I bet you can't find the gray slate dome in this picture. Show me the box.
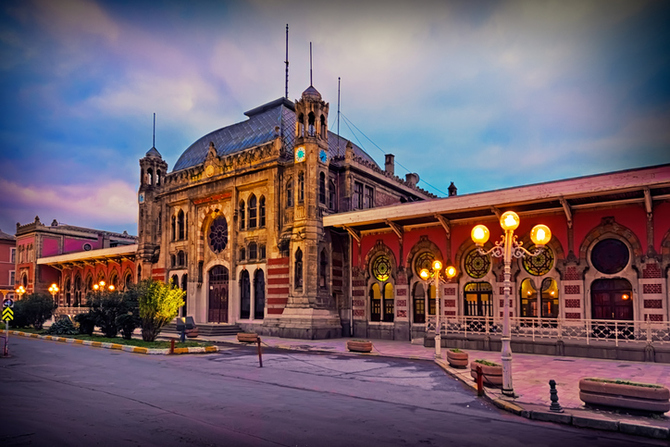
[145,147,162,158]
[302,85,322,100]
[173,97,379,172]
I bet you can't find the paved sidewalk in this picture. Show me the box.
[186,332,670,439]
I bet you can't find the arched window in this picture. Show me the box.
[156,169,161,186]
[109,272,118,289]
[124,272,132,289]
[287,179,293,207]
[177,210,185,240]
[65,277,71,307]
[308,112,315,136]
[171,216,176,241]
[294,248,303,290]
[239,200,245,230]
[297,113,304,137]
[171,254,176,268]
[259,244,266,260]
[140,169,145,186]
[177,250,185,267]
[520,278,559,318]
[208,216,228,253]
[412,282,425,323]
[157,211,162,233]
[298,172,304,203]
[171,274,179,287]
[328,180,336,211]
[370,254,394,322]
[248,194,257,229]
[319,249,328,289]
[239,247,246,261]
[254,269,265,320]
[185,213,188,240]
[319,173,326,204]
[248,242,257,260]
[240,269,250,319]
[384,283,394,322]
[259,196,266,227]
[137,265,142,281]
[74,275,82,307]
[465,250,491,279]
[370,283,381,321]
[147,168,154,185]
[320,114,326,137]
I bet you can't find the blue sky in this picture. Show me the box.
[1,0,669,236]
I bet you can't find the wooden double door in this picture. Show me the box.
[209,266,229,323]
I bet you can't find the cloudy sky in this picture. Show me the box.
[1,0,669,236]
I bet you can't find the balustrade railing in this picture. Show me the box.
[433,316,670,347]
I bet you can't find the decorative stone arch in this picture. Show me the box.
[405,235,444,280]
[660,227,670,276]
[579,217,643,264]
[516,233,565,281]
[108,268,119,289]
[454,238,496,280]
[197,204,228,274]
[363,240,398,283]
[122,268,134,290]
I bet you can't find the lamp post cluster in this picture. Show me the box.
[93,280,114,292]
[471,211,552,397]
[419,260,457,358]
[48,283,59,306]
[15,285,25,300]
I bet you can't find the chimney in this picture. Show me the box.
[448,182,458,197]
[405,173,419,187]
[384,154,395,175]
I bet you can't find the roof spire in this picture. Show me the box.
[309,42,313,86]
[285,24,289,99]
[152,113,156,148]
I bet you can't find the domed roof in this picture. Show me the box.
[302,85,322,100]
[172,96,380,172]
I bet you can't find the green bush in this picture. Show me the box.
[88,290,129,338]
[12,293,56,329]
[45,316,78,335]
[474,359,501,367]
[139,279,185,341]
[116,313,139,340]
[74,312,96,335]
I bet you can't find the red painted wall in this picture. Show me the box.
[573,204,647,252]
[42,237,59,257]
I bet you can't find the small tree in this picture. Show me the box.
[115,281,144,339]
[88,290,128,338]
[139,279,185,341]
[13,293,56,329]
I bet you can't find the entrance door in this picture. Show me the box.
[591,278,633,339]
[209,266,229,323]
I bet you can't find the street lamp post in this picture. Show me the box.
[15,286,26,301]
[48,283,59,307]
[471,211,551,397]
[420,260,458,358]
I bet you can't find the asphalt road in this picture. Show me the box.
[0,337,664,447]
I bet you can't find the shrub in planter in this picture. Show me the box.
[45,317,78,336]
[470,359,503,386]
[74,313,96,335]
[446,348,469,368]
[579,378,670,413]
[12,293,56,329]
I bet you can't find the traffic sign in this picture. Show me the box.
[2,307,13,321]
[3,298,13,308]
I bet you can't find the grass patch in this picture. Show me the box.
[449,348,463,353]
[11,327,210,349]
[585,378,664,389]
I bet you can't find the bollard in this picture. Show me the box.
[180,328,186,343]
[476,365,484,397]
[170,338,175,355]
[257,336,263,368]
[549,379,563,412]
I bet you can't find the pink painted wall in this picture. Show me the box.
[654,201,670,252]
[42,237,59,257]
[63,237,100,253]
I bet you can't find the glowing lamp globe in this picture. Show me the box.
[471,225,490,245]
[530,224,552,246]
[109,285,115,291]
[500,211,520,231]
[445,265,457,279]
[432,259,443,271]
[419,269,430,281]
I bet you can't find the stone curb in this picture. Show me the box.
[433,358,669,440]
[9,330,219,356]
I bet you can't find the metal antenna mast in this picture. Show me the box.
[152,113,156,148]
[285,24,289,99]
[309,42,313,86]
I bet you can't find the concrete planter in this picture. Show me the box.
[347,340,373,353]
[237,332,259,343]
[579,378,670,413]
[470,361,503,387]
[446,350,469,368]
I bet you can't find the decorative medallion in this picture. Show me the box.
[464,249,490,279]
[295,146,306,163]
[138,193,144,204]
[208,216,228,253]
[414,251,435,277]
[205,165,215,178]
[523,246,554,276]
[372,255,392,282]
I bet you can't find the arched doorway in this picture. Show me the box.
[209,266,229,323]
[591,279,633,321]
[240,270,250,319]
[254,269,265,320]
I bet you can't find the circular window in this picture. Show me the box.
[414,251,435,277]
[591,238,629,274]
[523,246,554,276]
[208,216,228,253]
[83,243,92,251]
[465,249,490,279]
[372,255,392,282]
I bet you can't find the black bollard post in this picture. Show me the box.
[257,336,263,368]
[476,365,484,397]
[549,379,563,412]
[180,328,186,343]
[170,338,175,355]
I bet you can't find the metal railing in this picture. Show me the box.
[436,316,670,347]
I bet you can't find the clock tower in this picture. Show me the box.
[138,146,167,279]
[277,84,341,338]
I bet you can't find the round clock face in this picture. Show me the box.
[319,149,328,163]
[138,193,144,204]
[295,146,306,163]
[205,165,214,177]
